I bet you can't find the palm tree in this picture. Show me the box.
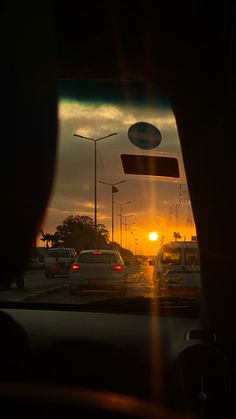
[40,230,53,248]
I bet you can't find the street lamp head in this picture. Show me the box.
[98,179,127,187]
[73,133,94,141]
[114,180,127,186]
[74,132,118,142]
[99,132,117,138]
[114,201,131,206]
[98,180,109,185]
[95,132,118,141]
[124,214,134,220]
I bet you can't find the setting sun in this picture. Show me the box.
[148,231,159,241]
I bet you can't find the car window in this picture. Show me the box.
[184,247,200,265]
[160,246,181,265]
[1,79,200,308]
[78,252,118,264]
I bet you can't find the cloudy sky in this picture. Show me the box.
[38,80,195,254]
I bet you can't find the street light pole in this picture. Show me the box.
[123,214,134,249]
[73,132,118,241]
[94,140,97,230]
[127,222,135,251]
[114,201,131,247]
[98,180,127,242]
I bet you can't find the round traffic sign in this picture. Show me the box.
[128,122,162,150]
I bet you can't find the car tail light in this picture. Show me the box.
[113,264,123,271]
[71,263,80,271]
[93,251,103,255]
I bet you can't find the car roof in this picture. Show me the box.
[158,241,199,252]
[79,249,120,254]
[47,248,75,251]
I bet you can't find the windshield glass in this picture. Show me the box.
[0,79,200,312]
[160,246,181,265]
[184,247,200,265]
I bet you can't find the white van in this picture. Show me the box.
[152,240,201,296]
[44,248,77,278]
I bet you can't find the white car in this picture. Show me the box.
[69,249,127,296]
[152,240,201,296]
[44,247,77,278]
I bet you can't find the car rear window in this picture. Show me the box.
[47,251,71,258]
[160,247,181,265]
[184,247,200,265]
[78,252,118,264]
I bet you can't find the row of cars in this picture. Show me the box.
[44,248,128,296]
[42,240,201,297]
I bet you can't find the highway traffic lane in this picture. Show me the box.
[22,279,155,304]
[0,266,154,303]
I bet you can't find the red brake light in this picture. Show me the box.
[93,251,103,255]
[71,264,80,271]
[113,264,123,271]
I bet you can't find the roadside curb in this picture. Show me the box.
[21,285,68,302]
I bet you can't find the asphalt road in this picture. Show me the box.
[0,262,154,303]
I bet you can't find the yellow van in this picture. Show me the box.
[44,248,77,278]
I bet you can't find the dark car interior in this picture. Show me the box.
[1,1,235,418]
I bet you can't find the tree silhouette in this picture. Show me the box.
[54,215,109,252]
[40,230,62,248]
[107,241,133,259]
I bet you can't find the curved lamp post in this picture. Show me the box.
[99,180,127,242]
[123,214,134,249]
[114,201,131,247]
[73,132,118,240]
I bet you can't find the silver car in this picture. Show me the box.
[69,249,127,295]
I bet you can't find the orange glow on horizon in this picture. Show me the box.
[37,220,196,257]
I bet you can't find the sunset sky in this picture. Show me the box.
[38,80,196,254]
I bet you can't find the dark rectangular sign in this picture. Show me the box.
[120,154,180,178]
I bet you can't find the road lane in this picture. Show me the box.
[0,270,69,302]
[0,263,154,303]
